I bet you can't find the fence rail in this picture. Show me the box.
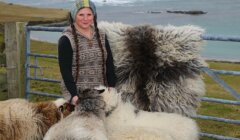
[25,25,240,140]
[201,34,240,42]
[201,97,240,105]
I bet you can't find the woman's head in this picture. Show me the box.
[75,8,94,30]
[71,0,97,22]
[69,0,106,85]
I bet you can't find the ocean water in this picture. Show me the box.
[2,0,240,61]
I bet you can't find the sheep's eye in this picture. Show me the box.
[97,89,105,94]
[58,105,64,112]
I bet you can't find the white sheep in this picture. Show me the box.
[101,87,199,140]
[0,98,73,140]
[44,88,108,140]
[107,125,176,140]
[44,86,199,140]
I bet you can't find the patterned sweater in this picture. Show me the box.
[58,26,116,100]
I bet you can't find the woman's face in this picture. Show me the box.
[75,7,94,30]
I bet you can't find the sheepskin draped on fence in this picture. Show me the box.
[23,22,240,140]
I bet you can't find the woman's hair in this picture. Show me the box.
[69,13,80,83]
[69,12,107,85]
[93,14,107,85]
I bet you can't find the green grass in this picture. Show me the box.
[0,0,68,99]
[0,32,3,43]
[0,1,68,23]
[197,62,240,140]
[28,40,61,102]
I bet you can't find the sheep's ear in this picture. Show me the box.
[59,103,75,113]
[97,89,105,94]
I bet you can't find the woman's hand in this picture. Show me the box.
[71,95,79,105]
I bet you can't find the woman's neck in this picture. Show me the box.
[74,23,93,39]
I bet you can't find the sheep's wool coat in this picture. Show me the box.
[99,21,207,116]
[44,88,108,140]
[100,86,199,140]
[0,98,70,140]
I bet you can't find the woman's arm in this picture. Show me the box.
[105,35,117,87]
[58,36,78,98]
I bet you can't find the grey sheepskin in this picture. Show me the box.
[99,21,207,116]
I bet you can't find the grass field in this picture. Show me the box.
[0,2,68,23]
[197,62,240,139]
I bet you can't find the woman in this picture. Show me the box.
[58,0,116,105]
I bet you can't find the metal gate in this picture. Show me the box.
[25,25,240,140]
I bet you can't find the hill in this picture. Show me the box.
[0,2,69,23]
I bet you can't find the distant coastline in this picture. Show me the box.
[166,10,207,15]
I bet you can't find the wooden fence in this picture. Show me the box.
[4,22,26,98]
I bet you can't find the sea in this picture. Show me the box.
[2,0,240,61]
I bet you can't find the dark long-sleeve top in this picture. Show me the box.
[58,35,116,97]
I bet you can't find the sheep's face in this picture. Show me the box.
[76,87,120,115]
[54,98,75,118]
[76,88,106,112]
[94,86,120,114]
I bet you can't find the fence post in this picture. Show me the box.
[4,22,26,98]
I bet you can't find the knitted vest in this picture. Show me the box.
[61,26,107,100]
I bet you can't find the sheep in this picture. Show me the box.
[45,86,199,140]
[100,86,199,140]
[99,21,207,116]
[44,88,108,140]
[107,125,175,140]
[0,98,74,140]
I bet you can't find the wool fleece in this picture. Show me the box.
[99,21,207,116]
